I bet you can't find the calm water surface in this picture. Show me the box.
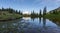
[0,17,60,33]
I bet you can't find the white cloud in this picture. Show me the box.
[23,11,31,14]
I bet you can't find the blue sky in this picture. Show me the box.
[0,0,60,13]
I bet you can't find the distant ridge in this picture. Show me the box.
[49,7,60,14]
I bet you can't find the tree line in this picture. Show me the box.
[0,7,47,17]
[31,6,47,17]
[0,7,22,15]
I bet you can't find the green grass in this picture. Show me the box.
[45,13,60,22]
[0,11,22,21]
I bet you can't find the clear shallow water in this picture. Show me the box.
[0,17,60,33]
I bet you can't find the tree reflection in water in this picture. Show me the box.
[0,17,60,33]
[39,17,41,24]
[43,17,46,28]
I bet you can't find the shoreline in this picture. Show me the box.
[0,17,22,22]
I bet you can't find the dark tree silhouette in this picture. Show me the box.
[31,10,35,17]
[0,7,23,15]
[39,9,42,17]
[43,6,47,16]
[2,7,4,11]
[19,10,22,15]
[8,8,15,13]
[31,10,38,17]
[15,10,18,14]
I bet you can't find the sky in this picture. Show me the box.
[0,0,60,13]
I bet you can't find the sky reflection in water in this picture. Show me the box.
[0,17,60,33]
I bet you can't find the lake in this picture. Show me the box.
[0,17,60,33]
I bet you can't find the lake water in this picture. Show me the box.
[0,17,60,33]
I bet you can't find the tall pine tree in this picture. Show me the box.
[43,6,47,16]
[39,9,42,17]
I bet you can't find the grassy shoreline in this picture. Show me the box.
[0,12,22,21]
[45,13,60,22]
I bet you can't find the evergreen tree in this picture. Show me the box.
[19,10,22,15]
[15,10,18,14]
[53,9,58,14]
[31,10,38,17]
[43,6,47,16]
[7,8,15,13]
[39,9,42,16]
[2,7,5,11]
[31,10,33,15]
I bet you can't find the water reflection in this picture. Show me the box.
[49,19,60,27]
[43,17,46,28]
[31,17,35,21]
[39,17,41,24]
[0,17,60,33]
